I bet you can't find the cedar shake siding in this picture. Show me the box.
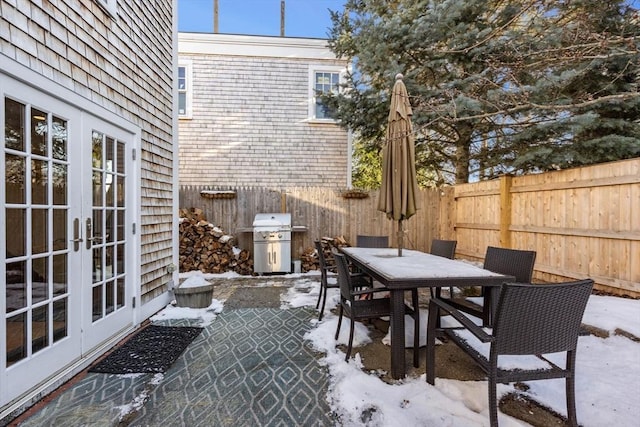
[1,0,175,303]
[178,33,350,189]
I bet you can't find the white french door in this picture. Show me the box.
[1,78,135,408]
[80,115,134,352]
[2,83,83,404]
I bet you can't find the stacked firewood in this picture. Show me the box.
[300,247,318,272]
[179,208,253,275]
[300,236,350,272]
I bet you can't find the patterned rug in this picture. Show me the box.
[16,307,333,427]
[131,308,334,426]
[89,325,203,374]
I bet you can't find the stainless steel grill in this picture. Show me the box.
[252,213,292,274]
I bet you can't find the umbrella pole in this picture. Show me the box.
[398,220,403,257]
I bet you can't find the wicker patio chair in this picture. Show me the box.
[427,279,594,427]
[429,239,458,299]
[354,235,389,288]
[355,234,420,345]
[356,235,389,248]
[315,240,370,321]
[334,253,420,365]
[314,239,338,321]
[441,246,536,326]
[430,239,457,258]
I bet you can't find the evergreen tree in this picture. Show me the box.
[325,0,640,186]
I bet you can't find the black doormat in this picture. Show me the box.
[89,325,203,374]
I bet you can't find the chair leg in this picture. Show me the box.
[412,290,419,368]
[346,317,355,361]
[426,301,438,385]
[334,305,343,340]
[315,280,323,310]
[319,283,329,321]
[488,366,498,427]
[566,350,578,426]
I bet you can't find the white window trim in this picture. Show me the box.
[307,65,346,123]
[178,59,193,120]
[95,0,118,18]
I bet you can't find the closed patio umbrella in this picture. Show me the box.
[377,74,419,256]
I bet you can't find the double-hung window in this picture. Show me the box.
[309,66,344,121]
[178,60,193,119]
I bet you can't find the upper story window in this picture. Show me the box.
[309,66,344,122]
[178,60,193,119]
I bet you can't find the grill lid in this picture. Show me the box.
[253,213,292,230]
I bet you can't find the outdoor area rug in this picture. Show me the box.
[130,307,335,426]
[89,325,203,374]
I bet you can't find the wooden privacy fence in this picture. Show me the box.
[179,186,444,261]
[451,158,639,297]
[180,158,639,297]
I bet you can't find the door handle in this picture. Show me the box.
[86,217,102,249]
[71,218,83,251]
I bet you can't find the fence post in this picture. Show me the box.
[499,175,512,248]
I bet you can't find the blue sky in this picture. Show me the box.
[178,0,640,38]
[178,0,345,38]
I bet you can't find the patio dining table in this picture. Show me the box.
[340,247,515,379]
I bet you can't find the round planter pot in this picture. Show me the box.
[174,283,215,308]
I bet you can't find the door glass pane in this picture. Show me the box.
[32,257,48,304]
[52,209,67,251]
[32,208,48,254]
[53,298,67,342]
[93,209,103,243]
[6,312,27,366]
[31,109,48,156]
[31,159,48,204]
[106,137,114,171]
[93,247,103,283]
[92,131,103,168]
[92,285,102,321]
[92,171,103,206]
[106,211,114,243]
[6,208,26,257]
[52,254,67,296]
[5,98,25,151]
[32,304,49,354]
[52,162,67,205]
[117,278,124,309]
[105,245,114,280]
[105,280,114,315]
[117,243,125,275]
[117,176,125,207]
[5,153,25,204]
[6,261,26,312]
[117,141,125,173]
[106,174,114,207]
[117,210,125,241]
[52,116,67,160]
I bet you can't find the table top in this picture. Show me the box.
[340,247,513,288]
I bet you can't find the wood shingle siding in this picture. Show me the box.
[178,33,350,188]
[1,0,176,416]
[1,0,174,306]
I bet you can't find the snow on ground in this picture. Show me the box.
[151,271,640,427]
